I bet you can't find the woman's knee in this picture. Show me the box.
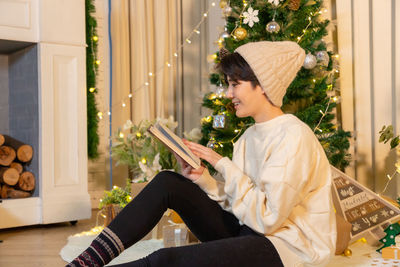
[150,171,187,192]
[152,171,181,184]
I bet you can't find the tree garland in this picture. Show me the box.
[86,0,100,159]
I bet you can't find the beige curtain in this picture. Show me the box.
[109,0,179,185]
[111,0,179,130]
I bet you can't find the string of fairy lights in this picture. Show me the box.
[89,0,363,183]
[91,0,336,122]
[90,2,219,121]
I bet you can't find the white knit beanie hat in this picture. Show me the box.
[235,41,305,107]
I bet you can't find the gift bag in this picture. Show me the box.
[162,223,189,248]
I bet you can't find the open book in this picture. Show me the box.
[147,123,201,169]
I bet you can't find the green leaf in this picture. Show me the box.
[390,136,400,149]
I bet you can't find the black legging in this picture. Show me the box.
[108,171,284,267]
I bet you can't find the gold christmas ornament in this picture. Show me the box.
[219,0,228,9]
[288,0,301,11]
[234,27,247,41]
[343,248,352,257]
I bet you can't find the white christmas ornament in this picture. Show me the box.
[266,20,280,33]
[303,53,317,69]
[207,137,218,148]
[215,85,226,98]
[268,0,284,6]
[316,51,330,67]
[243,6,259,28]
[222,6,232,16]
[220,30,230,39]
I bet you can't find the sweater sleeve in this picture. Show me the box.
[193,167,228,208]
[215,132,313,234]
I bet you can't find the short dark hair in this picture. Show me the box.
[219,52,260,88]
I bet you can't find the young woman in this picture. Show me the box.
[68,41,336,267]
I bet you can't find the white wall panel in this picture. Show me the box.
[371,0,394,194]
[395,0,400,194]
[336,0,355,178]
[353,0,374,189]
[337,0,399,198]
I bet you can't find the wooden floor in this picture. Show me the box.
[0,209,98,267]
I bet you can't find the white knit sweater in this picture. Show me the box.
[194,114,336,266]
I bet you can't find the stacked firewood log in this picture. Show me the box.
[0,134,35,199]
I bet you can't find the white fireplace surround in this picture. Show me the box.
[0,0,91,228]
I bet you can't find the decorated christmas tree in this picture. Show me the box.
[377,223,400,252]
[200,0,351,171]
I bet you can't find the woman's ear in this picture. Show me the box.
[256,85,265,95]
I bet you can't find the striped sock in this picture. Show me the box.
[66,227,125,267]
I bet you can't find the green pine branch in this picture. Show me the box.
[86,0,100,159]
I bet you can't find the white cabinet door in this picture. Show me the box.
[39,42,90,224]
[0,0,39,42]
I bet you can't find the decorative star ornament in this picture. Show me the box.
[243,6,259,28]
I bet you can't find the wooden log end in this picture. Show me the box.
[0,134,4,146]
[10,162,23,174]
[0,168,19,186]
[17,144,33,163]
[19,171,36,191]
[0,146,16,166]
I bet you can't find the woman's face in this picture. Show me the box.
[226,77,267,119]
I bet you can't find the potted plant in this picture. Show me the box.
[99,182,132,226]
[111,116,183,195]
